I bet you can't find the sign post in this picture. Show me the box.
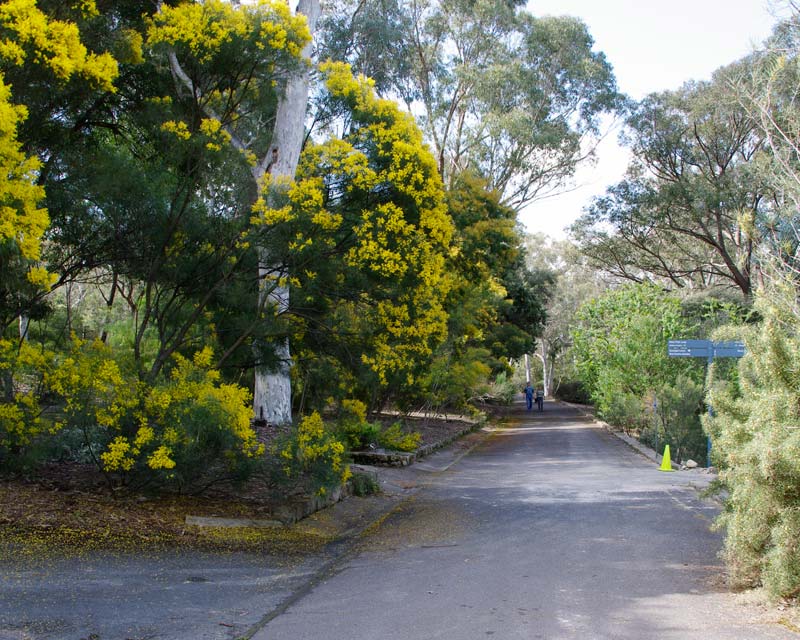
[667,339,745,467]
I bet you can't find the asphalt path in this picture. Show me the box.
[255,402,796,640]
[2,402,796,639]
[0,546,327,639]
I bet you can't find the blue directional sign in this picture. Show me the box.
[667,337,745,469]
[713,341,746,358]
[667,339,745,359]
[667,339,711,357]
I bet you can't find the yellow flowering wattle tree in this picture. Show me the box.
[0,0,117,332]
[40,0,312,384]
[0,1,309,485]
[254,62,454,410]
[40,340,263,490]
[0,0,121,460]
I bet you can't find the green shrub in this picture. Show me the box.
[601,392,649,434]
[654,376,707,464]
[2,340,264,492]
[554,380,591,405]
[350,470,380,496]
[706,277,800,597]
[334,398,381,451]
[339,419,381,451]
[403,348,492,411]
[488,371,518,405]
[276,411,350,496]
[379,421,421,452]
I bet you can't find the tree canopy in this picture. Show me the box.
[319,0,622,209]
[572,61,776,297]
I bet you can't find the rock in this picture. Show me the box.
[684,459,699,469]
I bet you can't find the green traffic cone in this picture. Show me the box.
[659,444,675,472]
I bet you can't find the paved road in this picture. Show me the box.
[1,402,795,639]
[255,403,795,640]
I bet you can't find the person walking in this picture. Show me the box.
[536,388,544,412]
[524,382,534,411]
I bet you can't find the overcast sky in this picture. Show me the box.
[519,0,787,238]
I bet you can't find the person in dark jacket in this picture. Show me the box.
[524,382,534,411]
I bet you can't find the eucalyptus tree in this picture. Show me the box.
[572,60,776,297]
[733,10,800,276]
[319,0,621,209]
[252,0,321,425]
[524,236,606,395]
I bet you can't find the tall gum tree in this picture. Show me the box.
[572,60,774,297]
[253,0,321,426]
[149,0,316,423]
[319,0,621,209]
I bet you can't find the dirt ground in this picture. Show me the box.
[0,415,477,555]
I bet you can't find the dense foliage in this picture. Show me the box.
[6,0,800,600]
[703,12,800,598]
[706,278,800,597]
[558,7,800,598]
[265,61,455,410]
[571,284,711,462]
[572,60,773,296]
[0,0,581,495]
[319,0,622,208]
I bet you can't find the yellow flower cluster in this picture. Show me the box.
[101,436,135,472]
[199,118,231,152]
[341,399,367,423]
[0,1,119,295]
[280,411,350,489]
[147,1,249,64]
[0,339,55,445]
[0,0,117,90]
[47,338,136,432]
[0,403,27,446]
[0,75,47,266]
[347,203,414,277]
[255,1,308,57]
[147,445,176,470]
[279,62,454,384]
[147,0,310,64]
[42,340,261,475]
[161,120,191,140]
[160,117,233,152]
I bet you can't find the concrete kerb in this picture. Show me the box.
[558,399,693,471]
[350,419,483,467]
[558,399,726,507]
[187,417,486,530]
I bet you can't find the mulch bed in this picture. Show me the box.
[369,413,477,447]
[0,414,479,554]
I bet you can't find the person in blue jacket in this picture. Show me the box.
[524,382,534,411]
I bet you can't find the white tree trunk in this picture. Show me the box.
[533,344,550,397]
[252,0,321,425]
[540,342,549,397]
[18,315,29,341]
